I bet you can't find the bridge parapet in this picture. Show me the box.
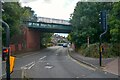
[37,17,71,25]
[24,17,72,33]
[27,21,72,30]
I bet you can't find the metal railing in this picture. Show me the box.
[37,17,71,25]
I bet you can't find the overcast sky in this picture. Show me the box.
[20,0,80,20]
[20,0,80,37]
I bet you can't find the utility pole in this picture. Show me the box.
[0,20,10,80]
[99,10,108,67]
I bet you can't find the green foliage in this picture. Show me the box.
[70,2,118,49]
[2,2,36,45]
[67,34,71,41]
[2,2,52,48]
[40,33,53,47]
[69,2,119,57]
[109,2,120,43]
[0,26,2,31]
[20,6,37,22]
[2,3,20,45]
[79,43,119,58]
[108,43,120,57]
[79,43,99,58]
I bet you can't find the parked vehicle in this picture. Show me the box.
[63,43,68,47]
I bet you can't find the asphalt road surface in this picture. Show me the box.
[2,46,118,78]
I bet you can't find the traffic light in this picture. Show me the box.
[2,47,9,61]
[99,10,107,31]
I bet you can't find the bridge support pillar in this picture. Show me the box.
[24,28,40,51]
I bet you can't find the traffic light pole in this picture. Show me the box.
[99,26,108,66]
[0,20,10,80]
[99,10,108,67]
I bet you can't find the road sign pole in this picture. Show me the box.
[0,20,10,80]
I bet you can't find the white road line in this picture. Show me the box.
[25,62,34,67]
[21,61,35,70]
[39,56,46,60]
[37,56,47,63]
[28,62,35,69]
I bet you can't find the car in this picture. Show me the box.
[58,43,63,46]
[63,43,68,47]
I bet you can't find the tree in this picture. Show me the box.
[70,2,114,49]
[2,2,21,45]
[109,2,120,43]
[40,33,53,47]
[2,2,36,45]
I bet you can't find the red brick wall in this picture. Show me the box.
[10,44,15,55]
[9,27,41,54]
[26,28,40,50]
[18,44,22,51]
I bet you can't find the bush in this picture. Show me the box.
[109,43,120,57]
[78,43,119,58]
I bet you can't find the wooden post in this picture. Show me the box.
[87,36,90,47]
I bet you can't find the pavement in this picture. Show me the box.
[68,48,119,76]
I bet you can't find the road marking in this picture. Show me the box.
[67,53,96,71]
[45,65,53,69]
[37,56,47,63]
[39,56,46,60]
[25,62,35,67]
[21,61,35,70]
[28,62,35,69]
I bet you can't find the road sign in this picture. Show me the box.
[10,56,15,73]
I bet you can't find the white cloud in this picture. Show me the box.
[20,0,80,20]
